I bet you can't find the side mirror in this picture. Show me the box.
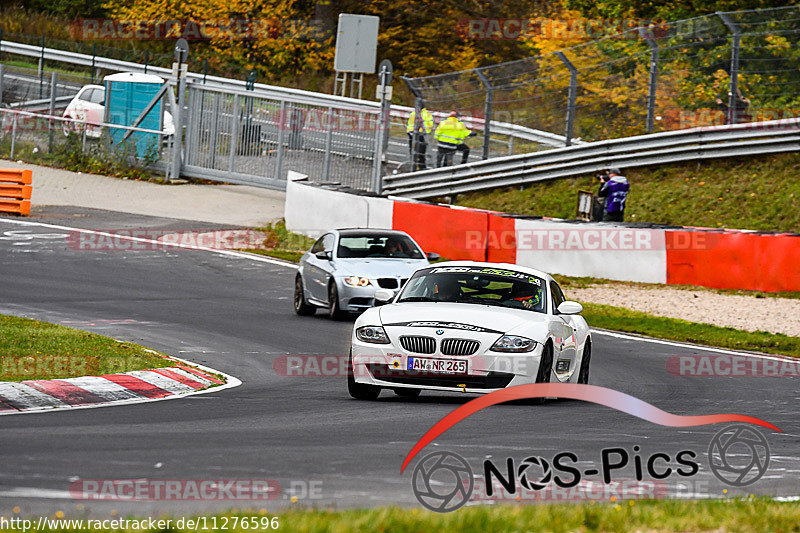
[557,301,583,315]
[315,250,331,261]
[374,288,395,305]
[425,252,440,262]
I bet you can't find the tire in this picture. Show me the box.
[532,341,554,404]
[394,388,421,398]
[347,354,380,400]
[328,282,346,320]
[62,117,72,137]
[293,276,316,316]
[577,339,591,385]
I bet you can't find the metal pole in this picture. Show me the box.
[275,100,286,181]
[371,64,391,194]
[639,28,660,134]
[10,114,16,159]
[229,94,240,171]
[170,62,186,181]
[203,59,208,84]
[144,50,149,74]
[323,106,333,182]
[717,12,741,125]
[402,76,427,170]
[475,68,493,160]
[556,51,577,146]
[91,43,97,83]
[48,71,56,152]
[39,35,45,99]
[0,65,4,106]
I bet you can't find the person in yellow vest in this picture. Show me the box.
[406,108,434,171]
[434,111,474,167]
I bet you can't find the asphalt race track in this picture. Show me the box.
[0,208,798,517]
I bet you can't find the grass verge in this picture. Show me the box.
[580,302,800,357]
[2,499,799,532]
[555,274,800,300]
[239,220,315,263]
[456,153,800,233]
[0,314,175,382]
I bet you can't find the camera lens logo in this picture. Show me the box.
[517,456,552,491]
[411,451,473,512]
[708,424,770,486]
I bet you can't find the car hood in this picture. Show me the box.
[333,258,427,279]
[378,302,548,334]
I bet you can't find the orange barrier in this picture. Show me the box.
[0,169,32,216]
[666,230,800,292]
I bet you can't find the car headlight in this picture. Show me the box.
[344,276,371,287]
[356,326,390,344]
[491,335,537,353]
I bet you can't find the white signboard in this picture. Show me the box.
[334,14,379,73]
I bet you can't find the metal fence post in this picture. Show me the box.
[556,51,577,146]
[48,71,56,152]
[229,94,240,171]
[323,106,333,181]
[39,35,45,99]
[0,64,4,106]
[475,68,493,160]
[144,50,149,74]
[275,100,286,181]
[10,113,16,159]
[718,12,741,125]
[91,43,97,83]
[639,28,659,134]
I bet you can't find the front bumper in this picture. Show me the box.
[351,334,545,394]
[337,282,380,312]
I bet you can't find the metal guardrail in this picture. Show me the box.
[383,118,800,199]
[0,39,571,148]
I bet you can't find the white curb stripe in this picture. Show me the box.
[61,376,142,401]
[165,367,214,386]
[126,370,196,394]
[0,382,68,409]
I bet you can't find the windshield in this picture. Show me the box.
[397,265,547,313]
[337,234,424,259]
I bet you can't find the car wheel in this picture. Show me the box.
[328,282,346,320]
[577,339,591,384]
[62,117,72,137]
[532,341,554,404]
[294,276,316,316]
[347,353,380,400]
[394,388,421,398]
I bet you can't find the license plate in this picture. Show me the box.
[407,357,468,374]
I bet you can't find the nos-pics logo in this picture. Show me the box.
[411,424,771,513]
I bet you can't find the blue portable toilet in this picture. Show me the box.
[104,72,167,159]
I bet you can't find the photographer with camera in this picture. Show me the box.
[597,168,630,222]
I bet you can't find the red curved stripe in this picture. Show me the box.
[400,383,781,473]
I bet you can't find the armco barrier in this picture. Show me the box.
[0,169,32,216]
[285,180,800,292]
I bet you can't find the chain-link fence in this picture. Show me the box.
[404,6,800,145]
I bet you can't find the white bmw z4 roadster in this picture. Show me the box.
[348,261,592,400]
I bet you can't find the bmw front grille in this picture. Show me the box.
[399,335,436,354]
[441,338,480,356]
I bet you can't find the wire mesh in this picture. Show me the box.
[404,6,800,144]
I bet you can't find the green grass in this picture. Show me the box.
[555,274,800,300]
[0,314,175,381]
[580,302,800,357]
[457,153,800,233]
[238,220,316,263]
[2,499,799,532]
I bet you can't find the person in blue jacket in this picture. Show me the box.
[597,168,629,222]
